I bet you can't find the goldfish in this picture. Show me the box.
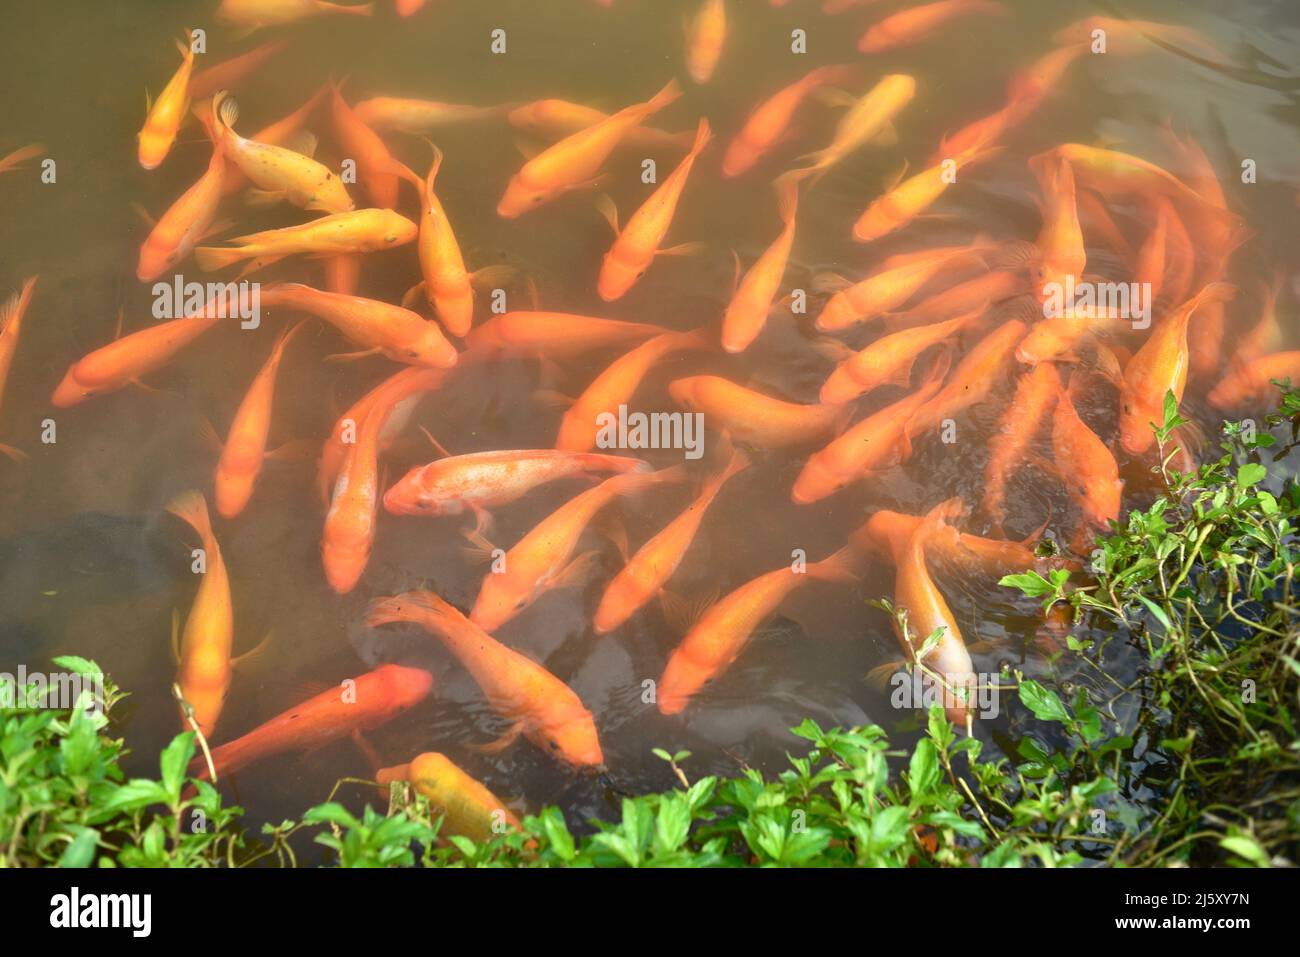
[861,509,1077,579]
[214,323,305,518]
[858,0,1006,53]
[191,664,432,783]
[329,82,403,209]
[1014,303,1129,367]
[259,282,458,368]
[1051,376,1122,550]
[794,74,915,180]
[50,303,227,408]
[137,142,227,282]
[597,118,711,301]
[0,143,44,175]
[556,330,709,452]
[686,0,727,85]
[668,376,849,448]
[657,543,861,714]
[1005,44,1089,107]
[722,65,857,177]
[138,34,195,170]
[1118,282,1236,454]
[367,590,604,768]
[0,276,37,461]
[497,79,682,218]
[195,209,417,273]
[794,351,950,503]
[594,446,749,633]
[819,310,980,404]
[469,466,684,632]
[1028,149,1086,294]
[907,319,1028,435]
[814,243,989,331]
[1208,351,1300,410]
[1133,197,1172,306]
[465,312,663,359]
[215,0,374,32]
[376,753,521,841]
[324,253,362,295]
[165,491,234,737]
[211,90,355,213]
[931,95,1034,166]
[884,268,1024,330]
[881,497,975,724]
[853,146,996,243]
[1051,17,1222,61]
[721,175,798,352]
[189,40,289,100]
[357,97,512,134]
[384,449,651,521]
[982,363,1060,533]
[395,0,428,16]
[508,100,694,154]
[321,405,388,593]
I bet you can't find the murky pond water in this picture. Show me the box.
[1,0,1297,855]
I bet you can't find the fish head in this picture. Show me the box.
[50,368,99,408]
[214,468,255,520]
[400,325,460,369]
[656,646,715,716]
[721,141,757,178]
[321,521,372,594]
[379,664,436,709]
[496,175,552,219]
[381,466,440,516]
[596,252,641,302]
[538,708,605,769]
[469,573,528,633]
[137,130,172,171]
[791,454,847,505]
[136,238,180,283]
[1117,396,1156,455]
[1081,474,1123,528]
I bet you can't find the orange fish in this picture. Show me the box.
[211,91,354,213]
[465,312,662,359]
[594,447,748,633]
[367,590,604,768]
[814,243,989,331]
[191,664,432,783]
[668,376,849,449]
[165,491,234,737]
[1118,282,1235,454]
[556,330,709,452]
[1028,149,1085,295]
[722,65,857,178]
[853,146,996,243]
[858,0,1006,53]
[358,97,511,134]
[0,143,44,176]
[794,351,950,504]
[597,118,711,301]
[1208,350,1300,411]
[469,466,684,632]
[508,99,694,154]
[1052,16,1221,61]
[395,0,428,16]
[385,449,650,521]
[138,140,227,281]
[139,34,195,170]
[721,175,798,352]
[196,208,417,274]
[686,0,727,84]
[794,74,915,180]
[497,79,682,218]
[931,94,1035,167]
[214,323,305,518]
[329,81,403,209]
[861,508,1077,580]
[376,753,521,841]
[259,282,458,368]
[820,310,980,404]
[1051,376,1122,550]
[657,542,861,714]
[321,405,389,594]
[982,363,1059,533]
[885,268,1024,330]
[1004,44,1088,108]
[190,40,289,100]
[0,276,38,461]
[907,319,1027,435]
[215,0,374,32]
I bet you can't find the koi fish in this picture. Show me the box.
[508,99,694,153]
[214,323,305,518]
[884,268,1023,330]
[357,97,512,134]
[1028,149,1085,294]
[211,90,355,213]
[862,509,1078,579]
[497,79,682,218]
[907,319,1028,435]
[819,310,979,404]
[982,363,1059,533]
[376,753,521,841]
[657,543,861,714]
[190,40,289,100]
[794,74,915,180]
[395,0,428,16]
[814,243,989,331]
[794,350,950,504]
[668,376,849,448]
[138,140,228,281]
[215,0,374,32]
[686,0,727,85]
[1208,351,1300,410]
[556,330,709,452]
[165,491,233,737]
[195,209,417,273]
[597,118,711,301]
[469,466,684,632]
[853,146,996,243]
[594,446,749,633]
[1118,282,1235,454]
[858,0,1006,53]
[465,312,663,359]
[1051,375,1122,550]
[367,590,604,768]
[384,449,651,521]
[722,65,857,178]
[321,405,388,593]
[259,282,458,368]
[329,82,403,209]
[191,664,433,782]
[0,277,38,461]
[721,175,798,353]
[0,143,45,175]
[139,34,195,170]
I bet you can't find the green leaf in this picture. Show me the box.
[159,732,196,803]
[1236,463,1267,487]
[1018,680,1070,724]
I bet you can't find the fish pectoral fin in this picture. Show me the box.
[657,241,706,258]
[594,193,620,235]
[323,347,383,363]
[593,514,629,562]
[243,188,288,208]
[417,425,453,458]
[871,122,899,147]
[810,86,857,108]
[471,720,525,755]
[512,136,543,161]
[530,387,573,410]
[130,201,158,228]
[468,503,494,539]
[1023,449,1062,481]
[865,658,909,690]
[460,527,500,565]
[349,728,385,777]
[284,130,319,159]
[129,378,183,401]
[265,438,318,464]
[196,414,224,454]
[199,218,239,242]
[0,442,29,463]
[400,281,427,311]
[232,628,274,671]
[551,549,602,589]
[883,355,920,389]
[659,584,720,635]
[469,264,518,290]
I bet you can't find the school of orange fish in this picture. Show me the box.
[0,0,1294,836]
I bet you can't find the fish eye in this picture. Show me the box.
[531,195,543,203]
[548,740,559,750]
[408,350,419,358]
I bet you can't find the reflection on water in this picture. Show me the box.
[0,0,1297,850]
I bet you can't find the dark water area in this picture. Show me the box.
[0,0,1297,857]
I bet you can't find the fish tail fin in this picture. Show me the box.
[688,117,712,157]
[166,489,214,543]
[0,142,45,174]
[808,543,865,583]
[193,245,248,272]
[644,78,684,116]
[365,589,447,629]
[0,442,29,463]
[0,275,38,332]
[773,170,801,225]
[271,319,308,360]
